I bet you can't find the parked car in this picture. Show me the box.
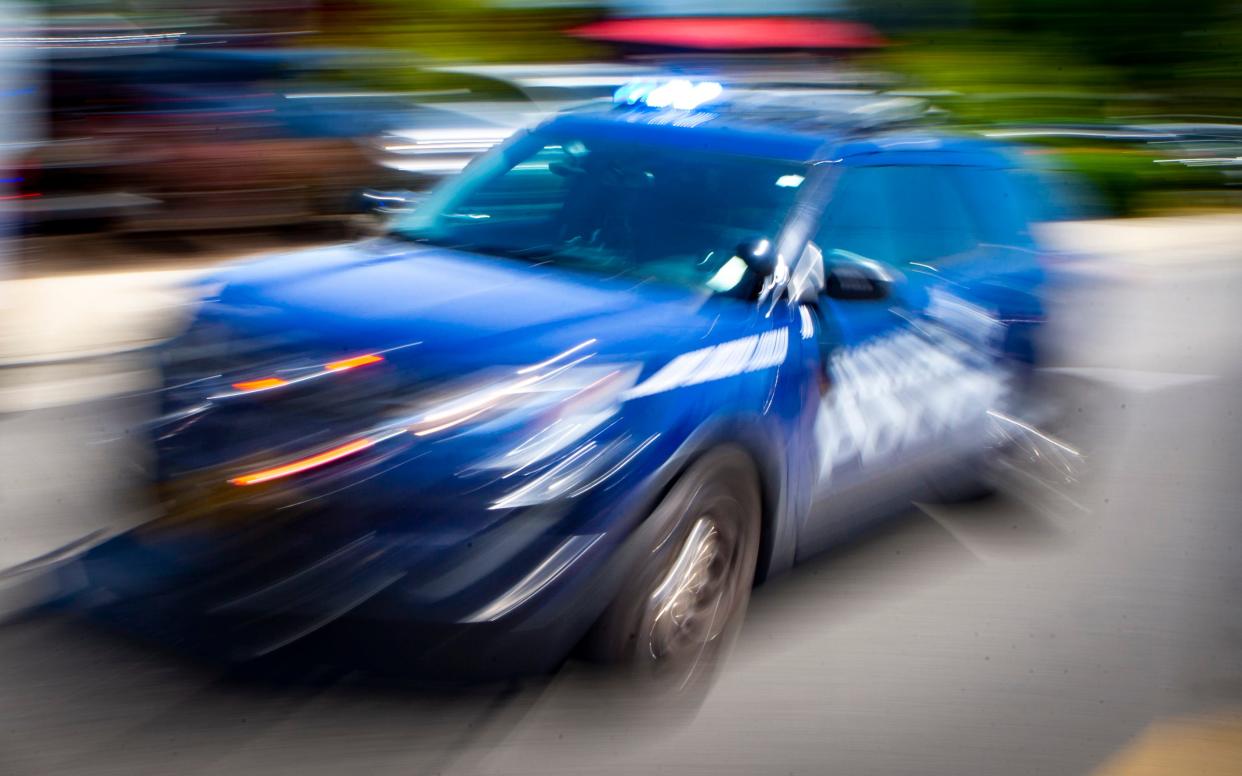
[17,41,518,233]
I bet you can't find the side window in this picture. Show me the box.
[880,166,979,264]
[950,166,1034,247]
[814,165,982,268]
[813,167,895,265]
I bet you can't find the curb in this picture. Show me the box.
[0,530,105,625]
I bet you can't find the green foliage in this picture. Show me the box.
[865,33,1124,124]
[1002,149,1225,219]
[312,2,602,66]
[853,0,1242,214]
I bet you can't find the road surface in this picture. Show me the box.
[0,219,1239,775]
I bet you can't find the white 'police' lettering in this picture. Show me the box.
[815,327,1006,487]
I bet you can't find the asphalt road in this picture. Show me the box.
[1,225,1240,775]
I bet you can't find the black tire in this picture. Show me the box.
[585,445,761,688]
[925,457,1002,504]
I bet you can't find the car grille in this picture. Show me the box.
[155,326,418,478]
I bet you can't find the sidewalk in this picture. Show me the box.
[0,227,335,412]
[1036,212,1242,278]
[1,268,201,363]
[0,268,201,413]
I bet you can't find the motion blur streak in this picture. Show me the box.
[230,377,289,392]
[462,534,604,623]
[324,353,384,372]
[229,437,381,486]
[516,339,598,375]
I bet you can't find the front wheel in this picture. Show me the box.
[586,446,761,689]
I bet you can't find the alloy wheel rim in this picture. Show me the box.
[645,515,734,662]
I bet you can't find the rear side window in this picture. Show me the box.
[815,164,1030,266]
[814,165,895,264]
[814,163,978,265]
[882,166,978,263]
[950,166,1034,247]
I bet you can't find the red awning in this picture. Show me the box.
[570,17,886,51]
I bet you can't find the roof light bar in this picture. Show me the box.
[614,79,723,111]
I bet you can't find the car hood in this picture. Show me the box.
[194,239,755,374]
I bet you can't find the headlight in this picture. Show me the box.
[399,363,633,436]
[224,339,639,491]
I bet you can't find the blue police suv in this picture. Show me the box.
[66,81,1053,682]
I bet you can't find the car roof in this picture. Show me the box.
[542,91,1015,168]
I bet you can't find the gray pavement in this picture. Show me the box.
[0,219,1240,775]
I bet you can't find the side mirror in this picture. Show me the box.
[735,237,777,278]
[825,263,890,301]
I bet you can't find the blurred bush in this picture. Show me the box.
[851,0,1242,215]
[310,0,602,94]
[25,0,1241,220]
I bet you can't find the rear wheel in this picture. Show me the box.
[587,446,761,689]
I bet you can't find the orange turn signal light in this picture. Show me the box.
[229,437,377,487]
[325,353,384,372]
[229,354,382,393]
[231,377,289,392]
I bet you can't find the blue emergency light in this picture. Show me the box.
[613,79,724,111]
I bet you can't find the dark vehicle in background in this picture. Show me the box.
[13,38,519,234]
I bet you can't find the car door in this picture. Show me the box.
[795,161,1009,556]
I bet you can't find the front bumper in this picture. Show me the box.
[56,475,645,679]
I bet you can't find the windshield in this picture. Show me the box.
[391,128,809,294]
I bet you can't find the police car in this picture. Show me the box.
[65,80,1055,681]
